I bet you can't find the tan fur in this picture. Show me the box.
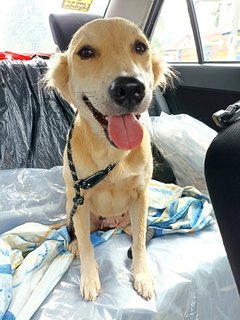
[45,17,167,301]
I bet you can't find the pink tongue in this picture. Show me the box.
[108,114,143,150]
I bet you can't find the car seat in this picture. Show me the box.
[49,12,101,52]
[205,101,240,294]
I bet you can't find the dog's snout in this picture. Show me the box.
[109,77,145,109]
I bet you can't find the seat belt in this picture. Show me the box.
[212,100,240,128]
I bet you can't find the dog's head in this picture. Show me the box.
[46,18,169,150]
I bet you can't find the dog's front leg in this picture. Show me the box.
[72,206,101,301]
[129,189,154,300]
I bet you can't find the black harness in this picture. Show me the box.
[67,113,117,237]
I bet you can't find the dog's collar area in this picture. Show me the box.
[67,111,117,238]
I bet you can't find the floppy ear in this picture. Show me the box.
[151,52,173,90]
[44,53,71,102]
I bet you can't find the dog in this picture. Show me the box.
[45,17,168,301]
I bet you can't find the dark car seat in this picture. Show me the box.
[49,12,101,52]
[205,102,240,294]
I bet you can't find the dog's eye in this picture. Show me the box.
[78,46,95,59]
[134,41,148,54]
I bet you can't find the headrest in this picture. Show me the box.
[49,13,101,52]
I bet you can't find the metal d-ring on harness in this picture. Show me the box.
[67,112,117,238]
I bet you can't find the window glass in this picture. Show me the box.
[0,0,109,53]
[151,0,198,62]
[193,0,240,61]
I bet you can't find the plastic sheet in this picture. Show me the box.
[0,166,66,235]
[0,166,239,320]
[148,112,217,195]
[0,58,73,169]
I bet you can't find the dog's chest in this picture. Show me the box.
[84,176,138,218]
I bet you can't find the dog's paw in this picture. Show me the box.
[68,239,79,257]
[133,271,154,300]
[80,271,101,301]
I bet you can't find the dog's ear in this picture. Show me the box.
[151,52,174,91]
[43,53,71,102]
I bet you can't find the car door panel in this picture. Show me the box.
[164,65,240,130]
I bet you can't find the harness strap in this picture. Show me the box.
[67,112,117,237]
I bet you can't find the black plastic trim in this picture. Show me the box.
[173,64,240,92]
[103,0,111,17]
[144,0,164,38]
[186,0,204,64]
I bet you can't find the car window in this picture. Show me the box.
[193,0,240,62]
[151,0,198,63]
[151,0,240,63]
[0,0,110,53]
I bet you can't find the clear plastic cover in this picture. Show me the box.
[0,166,239,320]
[143,112,218,195]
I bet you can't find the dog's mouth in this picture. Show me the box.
[83,95,143,150]
[83,95,108,130]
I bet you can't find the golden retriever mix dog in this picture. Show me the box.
[45,17,168,301]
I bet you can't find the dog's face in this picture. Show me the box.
[47,18,167,149]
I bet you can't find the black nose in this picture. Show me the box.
[109,76,145,110]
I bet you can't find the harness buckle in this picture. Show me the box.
[73,163,117,191]
[74,179,90,191]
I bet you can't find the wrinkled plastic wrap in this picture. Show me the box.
[146,112,218,195]
[0,58,73,169]
[0,166,239,320]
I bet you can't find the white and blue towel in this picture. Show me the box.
[0,180,214,319]
[147,180,214,236]
[0,224,73,320]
